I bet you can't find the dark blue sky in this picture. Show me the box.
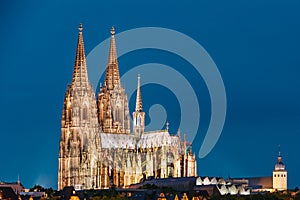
[0,0,299,189]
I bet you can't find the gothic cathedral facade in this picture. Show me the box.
[58,24,197,190]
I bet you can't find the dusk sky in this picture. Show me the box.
[0,0,300,189]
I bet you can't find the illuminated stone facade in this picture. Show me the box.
[58,24,197,190]
[58,24,101,190]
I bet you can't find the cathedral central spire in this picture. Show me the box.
[133,75,145,138]
[135,74,143,112]
[105,26,120,90]
[72,23,88,85]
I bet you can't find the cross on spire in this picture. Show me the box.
[78,23,83,32]
[110,26,115,35]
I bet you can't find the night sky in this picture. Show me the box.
[0,0,299,189]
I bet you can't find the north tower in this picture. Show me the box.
[58,24,101,190]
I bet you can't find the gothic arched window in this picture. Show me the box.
[82,107,87,120]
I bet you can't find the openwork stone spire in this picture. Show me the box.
[72,23,88,85]
[105,26,120,90]
[98,26,130,134]
[135,74,143,112]
[108,26,117,65]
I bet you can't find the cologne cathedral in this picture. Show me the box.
[58,24,197,190]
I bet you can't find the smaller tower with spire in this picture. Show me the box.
[272,145,287,190]
[133,74,145,139]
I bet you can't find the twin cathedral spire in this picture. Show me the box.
[105,26,120,89]
[68,23,145,134]
[59,24,146,189]
[72,23,88,85]
[59,24,100,190]
[97,26,144,134]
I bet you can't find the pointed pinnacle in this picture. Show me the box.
[79,23,83,32]
[135,74,143,112]
[72,23,88,84]
[111,26,115,35]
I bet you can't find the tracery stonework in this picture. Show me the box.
[58,24,197,190]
